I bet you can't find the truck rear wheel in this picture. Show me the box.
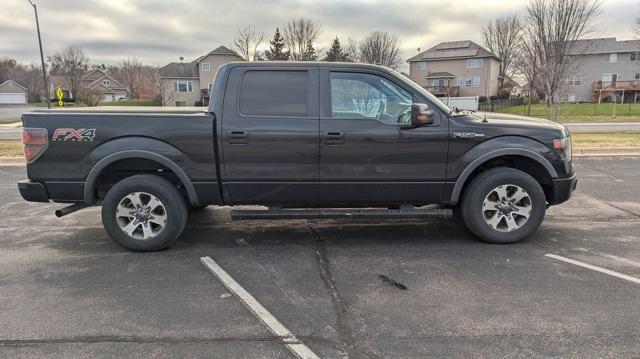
[460,167,546,244]
[101,174,188,252]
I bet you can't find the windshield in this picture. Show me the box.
[388,68,453,114]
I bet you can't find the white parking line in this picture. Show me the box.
[200,256,320,359]
[545,254,640,284]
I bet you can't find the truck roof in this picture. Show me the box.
[222,61,398,74]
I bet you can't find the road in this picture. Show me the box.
[562,121,640,133]
[0,157,639,358]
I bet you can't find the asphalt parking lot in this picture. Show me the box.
[1,157,639,358]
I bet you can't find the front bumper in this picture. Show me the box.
[550,174,577,205]
[18,181,49,202]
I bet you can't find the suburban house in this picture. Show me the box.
[159,46,244,106]
[563,37,640,103]
[49,69,128,102]
[0,80,29,104]
[407,40,501,98]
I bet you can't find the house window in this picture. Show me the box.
[466,58,483,69]
[605,53,618,63]
[602,73,618,84]
[201,63,211,72]
[631,53,640,62]
[636,73,640,80]
[102,80,110,86]
[173,80,193,93]
[417,62,427,71]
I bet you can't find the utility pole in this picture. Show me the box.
[28,0,50,109]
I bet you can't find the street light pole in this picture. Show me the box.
[28,0,50,109]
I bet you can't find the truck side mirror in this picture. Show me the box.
[411,103,434,126]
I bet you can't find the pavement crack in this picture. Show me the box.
[604,202,640,218]
[306,223,378,359]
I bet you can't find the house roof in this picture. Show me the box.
[161,46,244,78]
[568,37,640,55]
[82,69,126,90]
[195,45,243,62]
[159,61,200,78]
[0,80,28,91]
[48,75,71,90]
[425,72,456,79]
[408,40,499,62]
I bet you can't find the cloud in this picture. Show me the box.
[2,0,636,71]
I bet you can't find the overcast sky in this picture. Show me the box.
[1,0,638,72]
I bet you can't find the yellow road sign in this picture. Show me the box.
[56,87,63,107]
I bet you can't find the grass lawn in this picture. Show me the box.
[497,103,640,122]
[31,102,87,108]
[0,140,23,157]
[99,99,157,106]
[0,117,20,125]
[571,133,640,147]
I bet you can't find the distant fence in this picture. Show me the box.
[478,97,524,112]
[441,96,479,111]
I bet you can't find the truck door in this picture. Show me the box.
[220,66,319,205]
[319,69,448,205]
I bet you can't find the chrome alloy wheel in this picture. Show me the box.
[482,184,532,232]
[116,192,167,240]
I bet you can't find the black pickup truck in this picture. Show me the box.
[19,62,576,251]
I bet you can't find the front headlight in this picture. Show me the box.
[553,136,572,161]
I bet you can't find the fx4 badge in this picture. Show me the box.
[452,132,486,139]
[52,128,96,142]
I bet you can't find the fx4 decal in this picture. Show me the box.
[52,128,96,142]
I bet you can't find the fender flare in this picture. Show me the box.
[83,150,199,206]
[449,148,558,205]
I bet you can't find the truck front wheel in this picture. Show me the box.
[460,167,546,244]
[101,174,188,252]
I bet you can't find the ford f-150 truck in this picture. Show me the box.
[18,62,576,251]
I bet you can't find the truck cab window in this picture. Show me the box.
[330,72,413,125]
[239,70,308,117]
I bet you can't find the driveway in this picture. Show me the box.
[0,104,34,121]
[0,157,639,357]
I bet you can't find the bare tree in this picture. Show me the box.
[514,25,543,116]
[233,26,264,61]
[116,58,144,99]
[47,46,89,100]
[482,15,522,88]
[151,67,175,106]
[634,7,640,37]
[345,37,360,62]
[358,31,401,69]
[525,0,601,121]
[283,18,322,61]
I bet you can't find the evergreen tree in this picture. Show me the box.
[302,41,318,61]
[264,28,290,60]
[324,37,350,62]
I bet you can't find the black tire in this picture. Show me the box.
[460,167,546,244]
[101,174,188,252]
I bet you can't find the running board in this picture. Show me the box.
[230,208,453,221]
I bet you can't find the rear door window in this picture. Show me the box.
[239,70,308,117]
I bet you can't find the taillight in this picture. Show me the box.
[22,128,48,163]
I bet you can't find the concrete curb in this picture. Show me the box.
[573,147,640,157]
[0,157,25,165]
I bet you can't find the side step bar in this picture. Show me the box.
[231,208,453,221]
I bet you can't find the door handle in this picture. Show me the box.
[227,130,248,138]
[227,130,249,144]
[324,131,345,144]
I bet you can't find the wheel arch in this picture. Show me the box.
[83,150,199,206]
[450,148,558,205]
